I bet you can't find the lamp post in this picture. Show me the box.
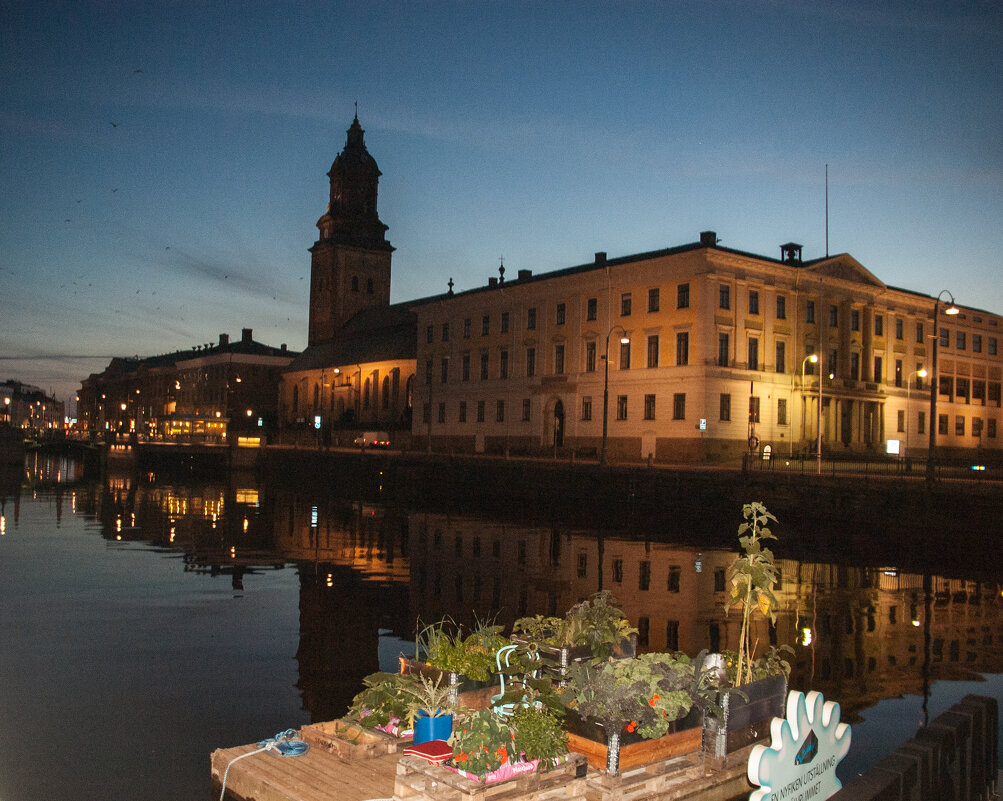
[800,354,818,457]
[600,326,629,468]
[926,291,959,482]
[906,368,928,458]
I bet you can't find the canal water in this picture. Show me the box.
[0,453,999,800]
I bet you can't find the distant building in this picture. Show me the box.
[77,328,296,441]
[1,380,65,432]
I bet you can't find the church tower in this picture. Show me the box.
[308,114,394,345]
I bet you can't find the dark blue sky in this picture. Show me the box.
[2,1,1001,407]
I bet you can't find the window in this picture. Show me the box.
[440,357,449,384]
[462,353,471,381]
[747,338,759,370]
[718,333,729,367]
[719,285,731,310]
[775,341,786,374]
[639,561,651,592]
[426,325,434,344]
[748,396,761,423]
[895,359,903,388]
[644,393,656,420]
[500,312,509,333]
[675,332,688,366]
[940,328,949,347]
[850,352,860,380]
[988,418,997,438]
[526,347,536,377]
[989,337,997,356]
[612,559,623,583]
[616,395,627,420]
[957,331,966,350]
[645,332,661,368]
[973,380,986,402]
[576,552,587,578]
[554,344,565,374]
[940,375,953,397]
[897,409,905,433]
[666,620,679,651]
[464,318,471,338]
[938,414,948,435]
[827,349,837,378]
[973,417,983,438]
[621,293,632,316]
[482,315,490,335]
[581,396,592,421]
[851,309,860,331]
[778,398,787,425]
[442,322,450,342]
[476,400,485,422]
[648,287,660,312]
[366,278,374,294]
[556,303,566,325]
[918,411,925,435]
[956,377,969,401]
[422,402,430,423]
[522,398,531,421]
[806,300,815,323]
[586,298,597,321]
[437,402,445,423]
[991,382,1002,405]
[829,305,838,327]
[677,283,690,309]
[720,393,731,421]
[956,416,965,436]
[667,566,681,593]
[916,322,924,344]
[527,308,536,330]
[480,352,489,380]
[748,290,759,315]
[973,334,982,353]
[668,392,684,420]
[874,314,883,336]
[424,358,433,385]
[776,295,786,320]
[496,400,505,422]
[458,401,467,422]
[620,340,631,370]
[874,356,883,384]
[499,349,508,379]
[585,341,597,372]
[636,616,649,648]
[714,568,726,592]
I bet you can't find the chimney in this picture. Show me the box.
[218,333,229,348]
[488,277,498,287]
[281,343,287,352]
[241,328,252,344]
[517,269,532,280]
[700,231,718,246]
[595,252,607,267]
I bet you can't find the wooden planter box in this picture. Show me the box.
[509,637,636,687]
[395,752,588,801]
[399,657,498,710]
[565,707,703,773]
[300,718,409,760]
[701,673,786,764]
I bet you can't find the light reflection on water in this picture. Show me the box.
[0,456,999,800]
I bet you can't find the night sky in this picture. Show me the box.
[2,1,1001,412]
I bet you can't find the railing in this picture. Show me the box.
[742,452,1001,482]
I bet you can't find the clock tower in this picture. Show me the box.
[308,114,394,345]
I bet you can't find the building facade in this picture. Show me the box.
[1,380,65,433]
[412,237,1002,462]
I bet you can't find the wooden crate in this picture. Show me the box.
[394,753,588,801]
[567,725,703,773]
[584,747,754,801]
[301,719,408,760]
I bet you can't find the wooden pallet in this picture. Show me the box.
[394,753,589,801]
[567,725,703,772]
[301,718,410,760]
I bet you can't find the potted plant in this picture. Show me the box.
[512,591,638,684]
[703,501,793,764]
[403,671,458,744]
[560,652,701,775]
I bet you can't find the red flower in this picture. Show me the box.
[626,721,637,733]
[456,752,469,763]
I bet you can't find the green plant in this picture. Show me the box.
[512,591,637,662]
[402,671,457,726]
[346,671,417,730]
[510,705,567,765]
[449,708,517,775]
[724,502,781,686]
[561,652,695,740]
[720,645,794,686]
[415,617,508,682]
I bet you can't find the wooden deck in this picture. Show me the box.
[211,742,398,801]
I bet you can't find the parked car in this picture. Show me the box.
[353,431,390,448]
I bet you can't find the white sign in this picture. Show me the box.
[885,439,901,455]
[747,690,851,801]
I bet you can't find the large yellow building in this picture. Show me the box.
[412,238,1002,462]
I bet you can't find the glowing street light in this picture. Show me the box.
[926,290,960,481]
[600,326,630,468]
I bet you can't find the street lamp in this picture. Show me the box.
[905,368,928,458]
[600,326,630,468]
[800,354,818,456]
[926,290,960,481]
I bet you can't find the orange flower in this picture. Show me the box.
[456,752,468,763]
[649,694,661,706]
[626,721,637,733]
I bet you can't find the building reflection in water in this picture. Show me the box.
[54,467,1003,729]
